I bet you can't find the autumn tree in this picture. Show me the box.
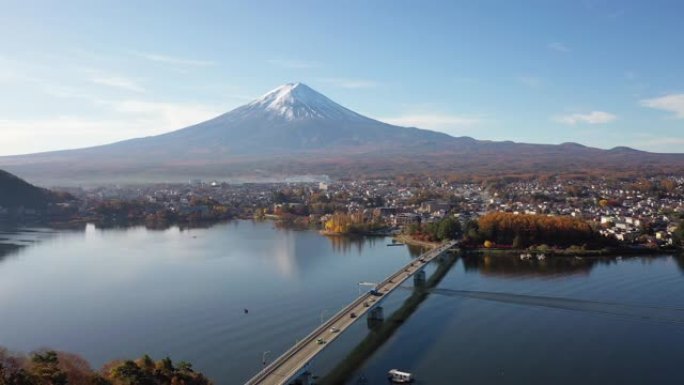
[476,212,598,248]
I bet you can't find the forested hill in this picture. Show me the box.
[0,169,62,208]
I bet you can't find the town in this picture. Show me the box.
[3,175,683,252]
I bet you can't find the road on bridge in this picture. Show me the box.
[245,240,457,385]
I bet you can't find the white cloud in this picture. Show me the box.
[554,110,617,125]
[90,76,145,93]
[548,42,570,53]
[113,100,223,124]
[640,93,684,118]
[268,58,319,69]
[0,100,224,156]
[41,84,92,99]
[380,113,482,131]
[134,52,216,67]
[102,99,223,131]
[0,117,146,155]
[317,78,378,89]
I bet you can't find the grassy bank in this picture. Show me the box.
[393,234,439,249]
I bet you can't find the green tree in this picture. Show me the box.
[462,219,481,243]
[437,217,461,240]
[673,223,684,247]
[110,360,152,385]
[512,234,525,249]
[405,223,420,235]
[31,351,67,385]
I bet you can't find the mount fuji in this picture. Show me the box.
[1,82,683,185]
[110,82,453,154]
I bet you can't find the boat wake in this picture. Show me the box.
[429,288,684,325]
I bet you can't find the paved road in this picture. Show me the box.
[245,240,457,385]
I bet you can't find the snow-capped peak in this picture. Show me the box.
[244,82,367,122]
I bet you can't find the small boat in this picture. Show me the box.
[387,369,413,383]
[387,243,405,246]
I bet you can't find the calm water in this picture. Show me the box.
[1,221,683,384]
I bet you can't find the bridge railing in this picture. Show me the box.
[244,240,456,385]
[245,289,372,384]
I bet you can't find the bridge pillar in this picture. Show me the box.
[289,371,313,385]
[367,306,384,330]
[414,270,426,287]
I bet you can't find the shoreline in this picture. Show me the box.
[463,246,675,257]
[392,234,440,249]
[7,218,682,257]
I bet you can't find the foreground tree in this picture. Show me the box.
[0,349,212,385]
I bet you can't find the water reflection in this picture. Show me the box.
[322,253,458,385]
[674,254,684,274]
[460,254,597,277]
[93,219,218,231]
[325,235,382,255]
[0,243,23,262]
[0,228,60,264]
[406,244,427,258]
[460,253,684,279]
[272,228,297,278]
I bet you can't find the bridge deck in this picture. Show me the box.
[245,240,457,385]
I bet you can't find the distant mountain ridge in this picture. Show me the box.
[1,82,683,185]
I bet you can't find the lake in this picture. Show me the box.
[1,221,683,384]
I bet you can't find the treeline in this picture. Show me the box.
[468,212,602,249]
[92,198,232,228]
[405,217,461,242]
[0,348,211,385]
[323,213,386,234]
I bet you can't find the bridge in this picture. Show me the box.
[244,240,458,385]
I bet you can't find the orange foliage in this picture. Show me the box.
[477,212,596,248]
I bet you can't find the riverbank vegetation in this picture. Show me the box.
[673,222,684,246]
[403,217,461,243]
[322,213,387,235]
[0,348,211,385]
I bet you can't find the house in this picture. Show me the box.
[373,207,397,219]
[419,200,450,213]
[393,213,421,227]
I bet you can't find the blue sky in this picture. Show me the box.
[1,0,683,155]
